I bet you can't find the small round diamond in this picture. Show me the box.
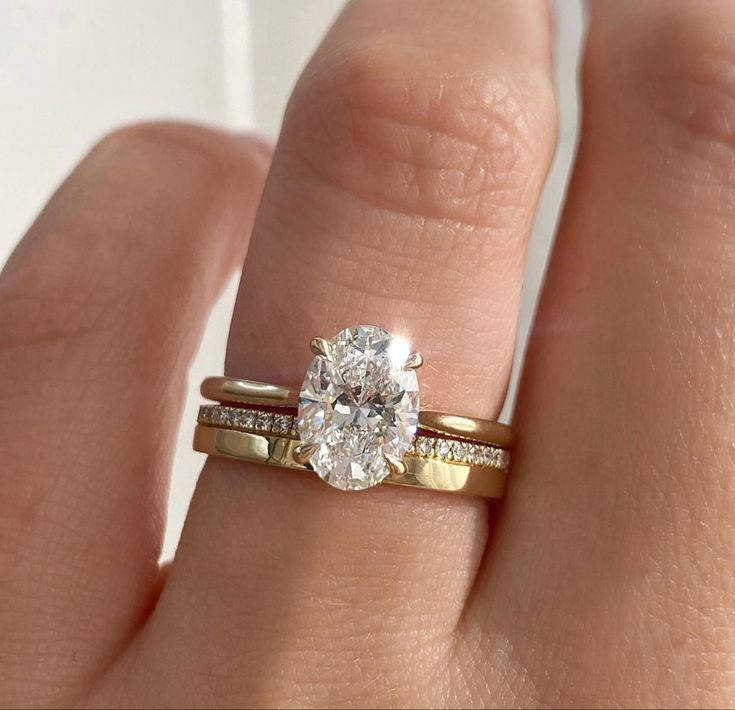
[256,411,274,432]
[417,437,434,457]
[467,443,479,465]
[241,409,256,430]
[452,441,468,463]
[273,413,294,435]
[228,409,244,428]
[436,439,452,461]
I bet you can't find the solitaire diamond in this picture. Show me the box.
[297,325,420,490]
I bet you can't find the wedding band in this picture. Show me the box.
[194,424,507,498]
[194,324,514,497]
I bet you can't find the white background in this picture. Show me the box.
[0,1,584,557]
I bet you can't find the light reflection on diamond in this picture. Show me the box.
[297,325,419,491]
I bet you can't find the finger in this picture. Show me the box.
[125,1,557,706]
[0,123,269,705]
[466,2,735,707]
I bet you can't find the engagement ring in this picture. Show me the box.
[194,325,514,497]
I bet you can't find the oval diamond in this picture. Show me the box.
[297,325,419,491]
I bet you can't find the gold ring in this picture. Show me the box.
[194,324,514,497]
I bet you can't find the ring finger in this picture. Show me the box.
[120,2,556,706]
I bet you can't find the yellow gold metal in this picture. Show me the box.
[419,411,515,449]
[310,337,332,359]
[383,452,407,477]
[403,351,423,370]
[194,425,507,498]
[293,442,319,465]
[200,377,296,406]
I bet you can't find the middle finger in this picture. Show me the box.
[137,1,555,705]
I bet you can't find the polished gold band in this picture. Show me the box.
[194,425,507,498]
[200,377,514,449]
[201,377,294,407]
[201,377,296,405]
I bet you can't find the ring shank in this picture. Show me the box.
[201,377,295,406]
[194,425,507,498]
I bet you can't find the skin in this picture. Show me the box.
[0,0,732,707]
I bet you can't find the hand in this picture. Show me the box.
[1,1,732,707]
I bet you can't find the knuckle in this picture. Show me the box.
[92,120,263,192]
[281,41,556,230]
[647,40,733,151]
[0,122,265,378]
[93,120,171,153]
[596,13,735,154]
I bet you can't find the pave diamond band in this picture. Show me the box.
[194,324,515,497]
[198,405,509,471]
[409,435,509,470]
[199,405,299,437]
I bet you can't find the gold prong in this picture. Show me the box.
[403,352,423,370]
[384,453,407,477]
[310,337,331,359]
[293,442,319,465]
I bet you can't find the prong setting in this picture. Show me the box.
[384,453,407,477]
[310,337,332,360]
[293,442,319,466]
[403,352,423,370]
[299,326,419,490]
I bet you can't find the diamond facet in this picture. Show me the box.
[452,441,468,463]
[436,439,452,460]
[417,436,434,457]
[241,409,256,430]
[256,411,273,432]
[273,413,294,435]
[297,325,420,491]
